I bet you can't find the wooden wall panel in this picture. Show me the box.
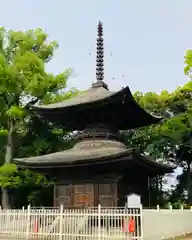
[73,184,94,208]
[55,185,73,207]
[54,181,118,208]
[98,183,117,207]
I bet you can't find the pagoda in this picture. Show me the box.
[14,22,174,208]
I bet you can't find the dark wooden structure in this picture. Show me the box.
[14,22,174,208]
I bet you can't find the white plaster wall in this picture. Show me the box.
[143,209,192,240]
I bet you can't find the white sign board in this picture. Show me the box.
[126,193,141,208]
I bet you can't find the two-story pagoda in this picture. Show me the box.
[14,22,174,208]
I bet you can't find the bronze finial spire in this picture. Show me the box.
[92,21,108,89]
[96,21,104,81]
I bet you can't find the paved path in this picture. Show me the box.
[176,237,192,239]
[179,236,192,240]
[166,234,192,239]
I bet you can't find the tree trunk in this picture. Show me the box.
[2,119,14,209]
[187,160,192,204]
[2,188,10,209]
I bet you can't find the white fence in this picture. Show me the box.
[0,205,143,240]
[0,205,192,240]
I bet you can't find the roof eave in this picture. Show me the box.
[13,150,132,169]
[133,151,175,174]
[13,149,174,174]
[29,87,161,117]
[29,86,163,129]
[29,86,123,111]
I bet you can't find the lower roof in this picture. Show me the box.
[13,140,175,174]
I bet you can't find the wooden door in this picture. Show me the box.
[54,185,73,207]
[98,183,117,207]
[73,184,94,208]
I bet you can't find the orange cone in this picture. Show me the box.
[128,218,135,233]
[33,219,39,233]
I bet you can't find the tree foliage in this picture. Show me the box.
[0,27,77,208]
[125,54,192,204]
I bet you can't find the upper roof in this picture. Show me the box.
[31,85,162,130]
[33,82,113,110]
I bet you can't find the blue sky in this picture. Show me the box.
[1,0,192,93]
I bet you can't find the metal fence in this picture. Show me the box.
[0,205,143,239]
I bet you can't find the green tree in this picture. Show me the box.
[124,80,191,204]
[0,27,72,208]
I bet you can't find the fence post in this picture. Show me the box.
[169,204,172,210]
[140,204,144,240]
[98,204,101,240]
[26,205,31,239]
[59,205,63,240]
